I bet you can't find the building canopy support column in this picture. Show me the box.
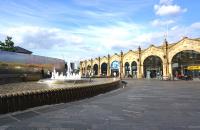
[98,57,101,76]
[107,54,111,76]
[120,51,124,78]
[137,46,143,78]
[162,39,170,80]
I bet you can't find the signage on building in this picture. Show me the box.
[111,61,120,70]
[172,63,178,67]
[187,65,200,70]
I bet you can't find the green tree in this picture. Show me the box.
[0,36,15,52]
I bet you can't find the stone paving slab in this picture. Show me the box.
[0,80,200,130]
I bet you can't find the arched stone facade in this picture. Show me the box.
[168,38,200,78]
[100,57,108,65]
[123,50,138,77]
[110,54,120,64]
[80,37,200,79]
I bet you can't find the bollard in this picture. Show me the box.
[57,88,62,103]
[80,87,85,98]
[48,89,53,104]
[44,89,50,105]
[91,86,96,96]
[36,90,42,106]
[41,90,47,105]
[69,88,74,101]
[0,80,120,114]
[83,87,87,98]
[22,92,28,110]
[74,87,79,100]
[10,93,17,112]
[85,86,90,97]
[48,89,52,104]
[52,89,57,104]
[26,91,32,109]
[6,94,12,112]
[66,88,71,102]
[80,87,85,99]
[78,87,83,99]
[15,92,21,111]
[55,88,60,103]
[46,89,51,105]
[42,90,47,105]
[92,86,96,96]
[32,90,38,107]
[0,95,7,114]
[77,87,81,99]
[88,86,93,97]
[53,89,58,104]
[62,88,67,102]
[59,88,64,103]
[68,88,74,102]
[0,95,2,113]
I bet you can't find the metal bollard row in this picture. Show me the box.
[0,80,120,114]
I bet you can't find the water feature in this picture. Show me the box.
[38,62,87,84]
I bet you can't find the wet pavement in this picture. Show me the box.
[0,79,200,130]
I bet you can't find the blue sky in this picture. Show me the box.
[0,0,199,61]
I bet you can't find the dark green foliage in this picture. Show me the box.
[0,36,15,52]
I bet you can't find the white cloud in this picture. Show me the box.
[151,19,175,26]
[159,0,173,5]
[154,4,187,16]
[154,0,187,16]
[0,21,199,60]
[74,22,143,50]
[190,22,200,29]
[1,26,83,49]
[170,25,178,31]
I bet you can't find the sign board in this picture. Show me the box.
[111,61,120,70]
[172,63,178,67]
[187,65,200,70]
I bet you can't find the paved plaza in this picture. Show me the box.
[0,80,200,130]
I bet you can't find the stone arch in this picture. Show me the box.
[86,65,91,75]
[100,57,108,65]
[124,62,130,76]
[141,46,164,65]
[101,62,107,76]
[171,50,200,79]
[143,55,163,79]
[123,50,138,65]
[131,61,137,78]
[82,62,86,68]
[81,62,86,75]
[110,54,120,65]
[93,64,98,75]
[168,38,200,63]
[141,46,164,77]
[168,39,200,77]
[93,59,99,65]
[86,60,92,67]
[111,60,120,77]
[87,65,91,70]
[82,67,86,75]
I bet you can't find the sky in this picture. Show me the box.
[0,0,199,62]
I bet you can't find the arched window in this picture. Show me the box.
[101,63,107,76]
[131,61,137,78]
[171,50,200,80]
[143,55,163,79]
[93,64,98,75]
[124,62,130,77]
[111,61,120,77]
